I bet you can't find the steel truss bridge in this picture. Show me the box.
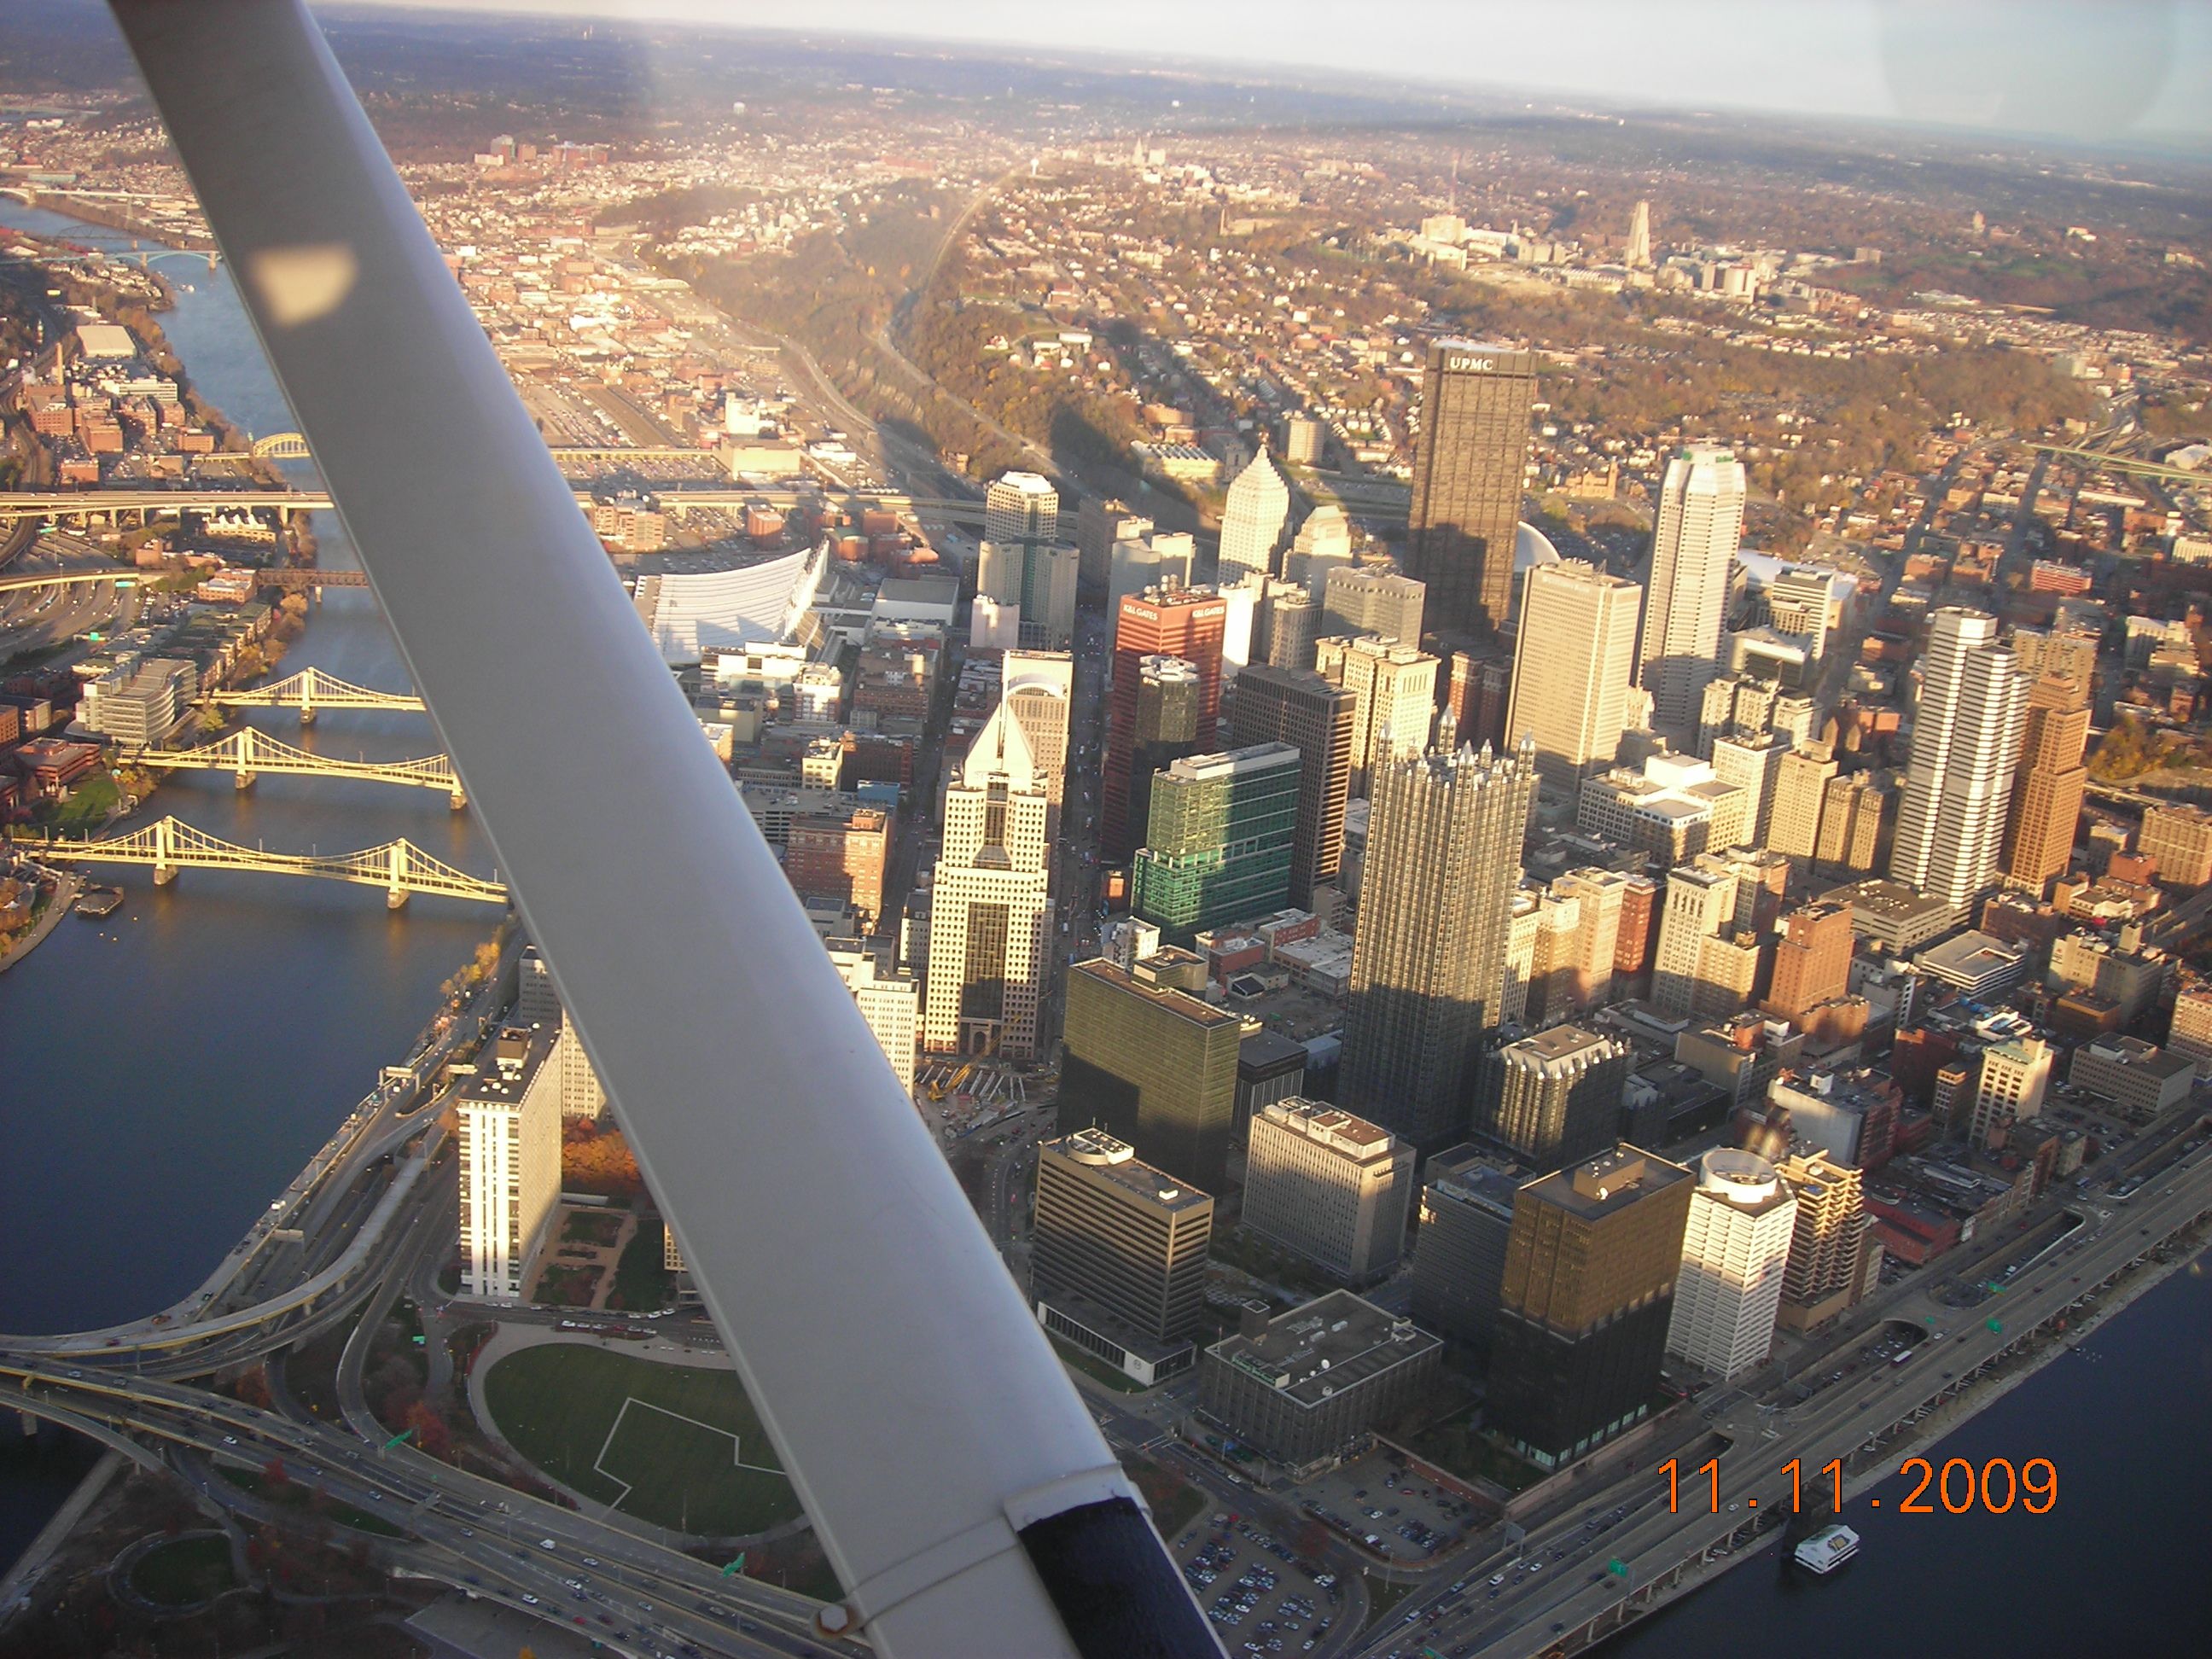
[28,816,505,907]
[201,665,425,722]
[253,567,370,591]
[139,725,464,806]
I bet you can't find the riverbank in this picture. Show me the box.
[0,870,81,975]
[1587,1212,2212,1653]
[17,194,211,254]
[0,1450,123,1621]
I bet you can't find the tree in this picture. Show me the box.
[261,1457,289,1491]
[405,1399,452,1458]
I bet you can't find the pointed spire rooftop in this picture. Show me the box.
[1230,446,1288,505]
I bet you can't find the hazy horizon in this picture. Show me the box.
[332,0,2212,151]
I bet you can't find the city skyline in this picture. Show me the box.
[7,4,2212,1654]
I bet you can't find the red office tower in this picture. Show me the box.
[1613,873,1660,990]
[1103,586,1226,857]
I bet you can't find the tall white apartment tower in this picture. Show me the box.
[1666,1150,1797,1380]
[984,470,1059,545]
[1890,608,2028,919]
[1640,445,1746,738]
[457,1025,564,1302]
[923,697,1054,1058]
[1217,448,1291,585]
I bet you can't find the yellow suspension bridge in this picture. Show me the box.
[28,817,506,909]
[138,725,466,807]
[200,666,426,724]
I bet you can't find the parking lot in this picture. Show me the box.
[1172,1511,1343,1655]
[1292,1451,1476,1562]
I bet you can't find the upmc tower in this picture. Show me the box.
[1407,340,1538,641]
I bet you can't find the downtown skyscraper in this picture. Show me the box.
[1505,558,1643,798]
[1338,733,1537,1150]
[1102,585,1226,857]
[1639,445,1746,737]
[1406,341,1539,639]
[1216,448,1290,585]
[1890,608,2028,919]
[1227,662,1357,905]
[923,697,1053,1058]
[2001,669,2090,894]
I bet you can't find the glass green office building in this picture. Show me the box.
[1131,742,1301,944]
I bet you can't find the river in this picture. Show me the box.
[1604,1250,2212,1657]
[0,203,498,1568]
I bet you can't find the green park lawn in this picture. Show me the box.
[483,1342,800,1538]
[130,1534,237,1606]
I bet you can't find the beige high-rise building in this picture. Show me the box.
[1666,1150,1796,1380]
[2009,626,2098,686]
[977,539,1079,649]
[457,1025,564,1303]
[1004,649,1073,832]
[1243,1099,1416,1284]
[1505,559,1643,798]
[984,469,1059,545]
[2001,671,2089,894]
[1816,771,1891,877]
[1969,1036,2053,1149]
[1652,853,1773,1022]
[1502,888,1543,1026]
[1317,633,1439,791]
[826,939,920,1095]
[1774,1148,1875,1330]
[923,697,1053,1058]
[1711,728,1790,849]
[1265,581,1319,672]
[1521,888,1581,1026]
[1769,744,1838,864]
[1322,565,1428,648]
[2141,804,2212,889]
[1548,867,1633,1013]
[2168,981,2212,1079]
[550,1022,606,1120]
[1771,693,1820,750]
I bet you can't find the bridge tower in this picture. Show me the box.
[153,816,177,888]
[232,727,258,791]
[387,841,408,910]
[297,665,319,726]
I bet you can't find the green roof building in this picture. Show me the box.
[1132,741,1301,945]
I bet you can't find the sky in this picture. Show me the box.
[341,0,2212,149]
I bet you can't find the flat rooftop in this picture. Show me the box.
[1045,1129,1214,1214]
[1070,958,1243,1032]
[1522,1144,1691,1222]
[1208,1289,1437,1407]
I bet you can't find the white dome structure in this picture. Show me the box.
[1514,520,1562,574]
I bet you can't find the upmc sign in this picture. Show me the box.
[1445,353,1498,374]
